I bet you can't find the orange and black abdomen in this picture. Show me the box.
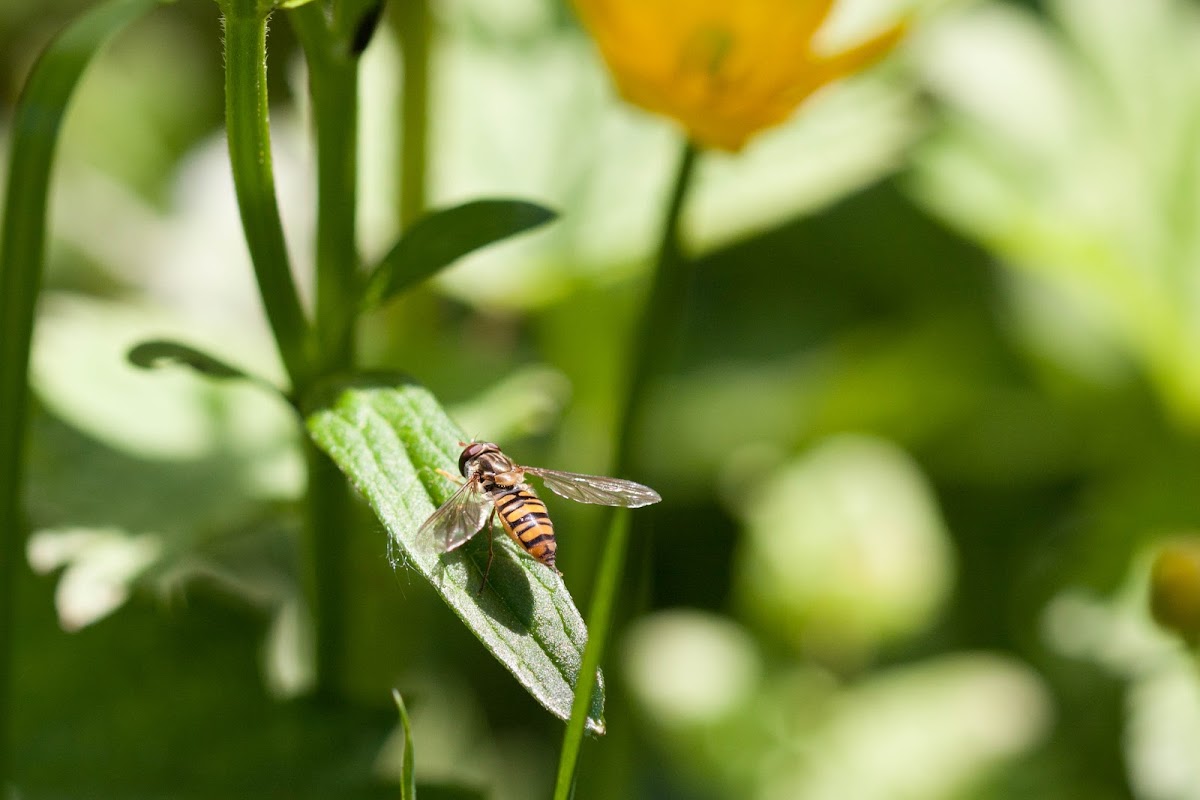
[493,485,557,571]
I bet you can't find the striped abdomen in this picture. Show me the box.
[491,484,557,571]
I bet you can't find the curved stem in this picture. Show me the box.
[223,8,312,390]
[553,139,700,800]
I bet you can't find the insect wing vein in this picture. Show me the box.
[419,480,492,551]
[525,467,661,508]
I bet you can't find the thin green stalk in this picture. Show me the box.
[0,0,164,785]
[394,0,430,228]
[223,5,312,389]
[553,140,700,800]
[288,1,364,698]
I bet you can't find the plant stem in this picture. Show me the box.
[290,2,360,373]
[0,0,162,785]
[223,6,312,390]
[553,139,700,800]
[289,1,363,698]
[394,0,430,228]
[303,437,350,698]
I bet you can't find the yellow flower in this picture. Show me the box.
[574,0,908,152]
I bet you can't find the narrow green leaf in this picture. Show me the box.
[0,0,168,785]
[392,690,416,800]
[305,377,605,734]
[362,200,557,310]
[127,339,263,383]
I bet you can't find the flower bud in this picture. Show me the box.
[1150,541,1200,643]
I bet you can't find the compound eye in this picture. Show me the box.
[458,441,499,476]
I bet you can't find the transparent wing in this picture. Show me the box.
[525,467,662,508]
[417,480,493,552]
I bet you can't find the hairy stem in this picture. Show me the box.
[223,7,312,390]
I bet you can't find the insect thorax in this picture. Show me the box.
[466,450,521,484]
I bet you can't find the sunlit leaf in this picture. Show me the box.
[361,200,557,310]
[305,376,605,734]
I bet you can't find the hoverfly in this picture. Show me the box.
[419,441,661,588]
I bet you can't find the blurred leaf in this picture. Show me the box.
[33,294,297,464]
[362,200,557,310]
[392,690,416,800]
[734,435,954,664]
[623,610,762,729]
[12,568,397,797]
[1043,555,1200,800]
[304,376,605,734]
[909,0,1200,428]
[26,409,302,631]
[448,365,571,443]
[623,614,1050,800]
[127,338,276,389]
[1,0,168,776]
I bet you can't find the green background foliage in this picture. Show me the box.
[5,0,1200,798]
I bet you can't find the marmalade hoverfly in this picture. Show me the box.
[419,441,661,587]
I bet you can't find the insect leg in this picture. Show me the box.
[477,506,497,596]
[436,467,465,485]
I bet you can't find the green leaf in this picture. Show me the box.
[361,200,557,310]
[305,376,605,734]
[127,339,271,386]
[392,690,416,800]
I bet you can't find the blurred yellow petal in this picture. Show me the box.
[574,0,908,151]
[812,20,909,90]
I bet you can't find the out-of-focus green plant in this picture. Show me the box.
[0,0,171,785]
[733,435,954,665]
[622,609,1050,800]
[1045,550,1200,800]
[910,0,1200,429]
[908,6,1200,796]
